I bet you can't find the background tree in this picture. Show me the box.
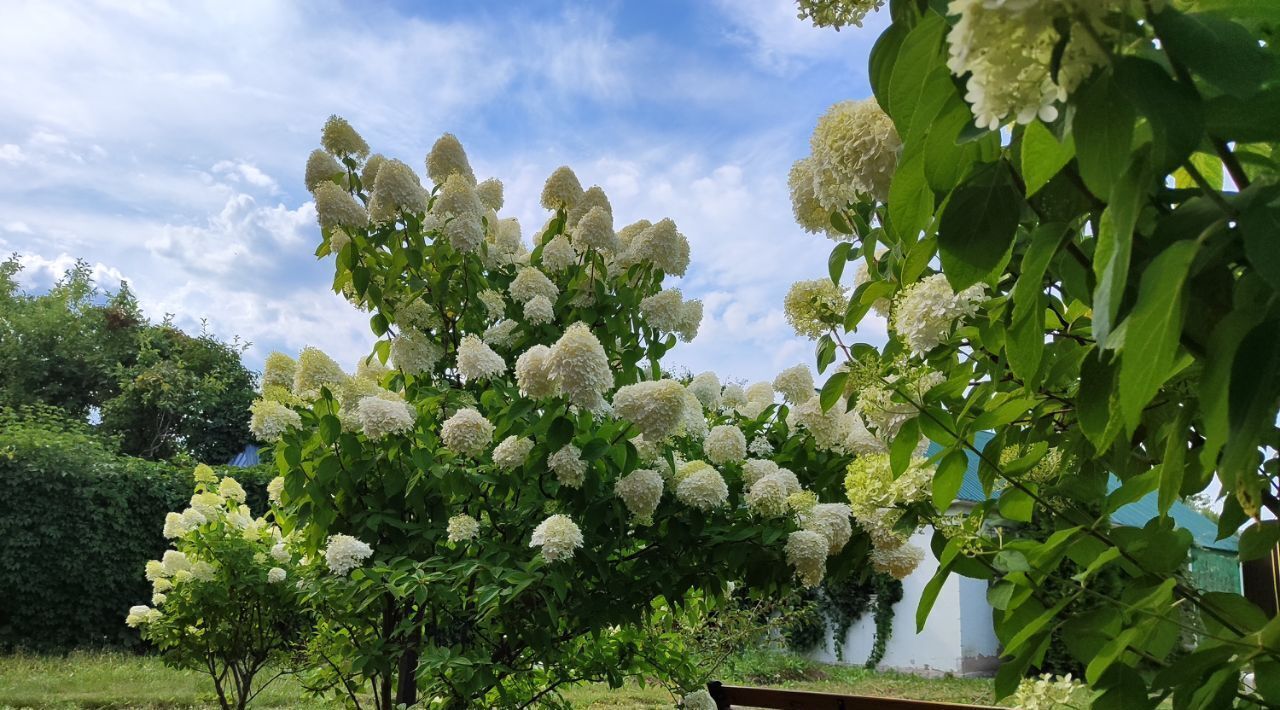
[0,255,256,463]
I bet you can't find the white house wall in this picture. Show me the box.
[806,526,1000,677]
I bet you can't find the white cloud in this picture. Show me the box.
[711,0,886,75]
[0,144,24,163]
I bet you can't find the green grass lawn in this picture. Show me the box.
[0,651,1005,708]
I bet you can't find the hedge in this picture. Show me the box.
[0,410,275,652]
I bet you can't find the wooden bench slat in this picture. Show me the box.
[707,681,1002,710]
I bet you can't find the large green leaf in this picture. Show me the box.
[1073,74,1136,200]
[1079,349,1123,451]
[938,161,1021,290]
[1093,158,1152,346]
[1153,8,1276,99]
[1222,317,1280,491]
[885,12,947,136]
[1020,121,1075,197]
[932,449,969,511]
[886,148,934,243]
[1240,185,1280,293]
[1007,224,1070,385]
[1113,56,1204,175]
[1117,240,1199,432]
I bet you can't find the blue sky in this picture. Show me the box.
[0,0,888,384]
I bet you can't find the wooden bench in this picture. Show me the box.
[706,681,1001,710]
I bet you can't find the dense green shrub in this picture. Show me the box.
[0,407,274,652]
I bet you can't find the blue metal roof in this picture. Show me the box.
[925,432,1237,553]
[228,443,263,468]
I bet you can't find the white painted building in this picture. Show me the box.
[806,525,1000,677]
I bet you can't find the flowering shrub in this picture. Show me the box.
[254,118,870,708]
[130,465,306,710]
[791,0,1280,705]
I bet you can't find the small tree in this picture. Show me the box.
[130,465,307,710]
[253,118,874,708]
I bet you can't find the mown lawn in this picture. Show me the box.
[0,651,1005,708]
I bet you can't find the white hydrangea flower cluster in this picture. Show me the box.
[615,468,664,524]
[612,379,688,441]
[677,389,710,440]
[1011,673,1092,710]
[796,0,885,29]
[682,688,717,710]
[784,278,848,340]
[305,149,344,192]
[321,115,370,159]
[544,323,614,411]
[741,458,779,489]
[549,444,588,489]
[267,567,287,584]
[787,395,853,452]
[773,365,814,405]
[368,158,429,224]
[324,534,374,576]
[617,218,692,277]
[509,267,559,306]
[126,604,162,628]
[447,514,481,543]
[293,347,346,400]
[704,424,747,465]
[478,289,506,321]
[250,399,302,443]
[747,435,773,457]
[738,381,776,418]
[314,181,368,231]
[721,383,747,411]
[571,206,618,253]
[434,174,485,252]
[262,352,296,390]
[785,530,830,587]
[746,472,793,517]
[809,99,901,207]
[457,335,506,380]
[891,274,987,356]
[218,477,246,503]
[515,345,557,399]
[788,157,836,236]
[946,0,1112,130]
[674,461,729,510]
[357,396,416,439]
[800,503,854,555]
[523,295,554,326]
[440,407,495,457]
[530,514,584,562]
[539,235,577,273]
[857,368,944,439]
[426,133,476,186]
[267,476,285,505]
[541,166,584,211]
[870,542,925,580]
[492,436,534,469]
[687,371,721,410]
[483,319,518,347]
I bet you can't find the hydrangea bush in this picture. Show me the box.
[129,464,306,710]
[789,0,1280,706]
[252,118,872,708]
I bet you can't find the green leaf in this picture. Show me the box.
[548,416,575,450]
[1114,56,1205,175]
[1173,152,1224,191]
[845,280,896,331]
[998,486,1035,523]
[1117,239,1199,431]
[1007,224,1070,384]
[1020,121,1075,197]
[922,82,1001,193]
[916,561,951,632]
[887,149,934,243]
[1152,8,1276,99]
[891,418,921,477]
[828,242,854,284]
[1204,85,1280,142]
[1159,406,1192,517]
[1240,521,1280,561]
[1074,74,1136,200]
[994,550,1030,573]
[932,449,968,511]
[816,335,837,374]
[868,21,909,115]
[819,371,849,412]
[938,161,1021,290]
[1093,158,1152,346]
[1222,317,1280,490]
[885,12,947,136]
[1240,187,1280,294]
